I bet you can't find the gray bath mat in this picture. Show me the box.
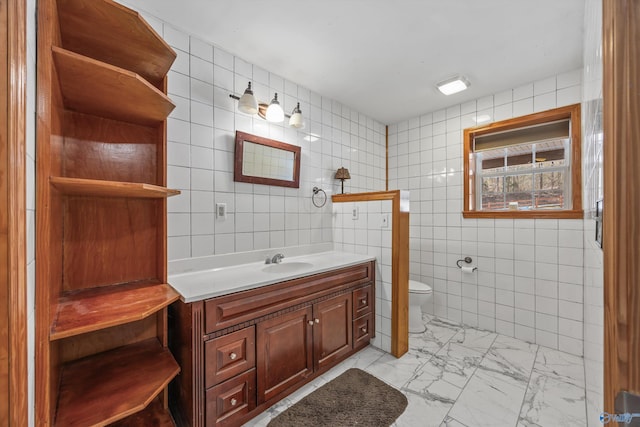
[268,368,408,427]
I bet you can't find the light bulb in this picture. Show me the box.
[265,93,284,123]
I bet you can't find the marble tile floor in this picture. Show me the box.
[245,315,588,427]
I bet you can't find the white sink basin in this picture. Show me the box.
[262,262,314,274]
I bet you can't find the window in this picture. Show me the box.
[463,104,582,218]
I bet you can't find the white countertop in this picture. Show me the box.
[169,251,376,303]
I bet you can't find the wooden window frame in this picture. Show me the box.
[463,103,583,219]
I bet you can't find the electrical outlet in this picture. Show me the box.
[216,203,227,219]
[381,213,389,228]
[352,206,359,220]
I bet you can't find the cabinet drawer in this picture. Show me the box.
[206,262,373,333]
[205,326,255,388]
[353,285,372,318]
[206,368,256,427]
[353,314,373,350]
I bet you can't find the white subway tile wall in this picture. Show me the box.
[388,70,585,356]
[582,0,604,424]
[151,18,387,260]
[333,200,394,353]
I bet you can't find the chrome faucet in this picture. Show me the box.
[271,253,285,264]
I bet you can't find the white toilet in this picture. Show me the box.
[408,280,433,333]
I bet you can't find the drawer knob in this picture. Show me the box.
[361,298,367,305]
[230,398,237,406]
[308,320,314,326]
[315,318,320,324]
[361,327,367,333]
[229,352,237,360]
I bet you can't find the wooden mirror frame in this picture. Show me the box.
[234,131,301,188]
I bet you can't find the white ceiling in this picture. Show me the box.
[124,0,585,124]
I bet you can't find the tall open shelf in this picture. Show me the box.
[36,0,180,425]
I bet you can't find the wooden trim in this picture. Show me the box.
[385,125,389,191]
[332,190,398,203]
[462,209,584,219]
[391,197,409,357]
[6,0,28,423]
[332,190,409,357]
[603,0,640,413]
[466,104,581,138]
[233,131,301,188]
[463,103,583,218]
[35,0,56,421]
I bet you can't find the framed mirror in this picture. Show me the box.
[234,131,301,188]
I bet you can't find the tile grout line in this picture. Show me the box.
[514,343,541,426]
[437,326,499,426]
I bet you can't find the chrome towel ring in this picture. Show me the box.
[312,187,327,208]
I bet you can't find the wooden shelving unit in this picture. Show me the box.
[109,397,176,427]
[56,0,176,85]
[51,177,180,199]
[56,339,180,426]
[53,47,175,125]
[36,0,180,425]
[51,282,180,340]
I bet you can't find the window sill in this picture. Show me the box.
[462,209,584,219]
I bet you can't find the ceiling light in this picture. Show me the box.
[237,82,258,114]
[436,76,470,95]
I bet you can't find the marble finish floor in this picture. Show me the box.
[245,315,587,427]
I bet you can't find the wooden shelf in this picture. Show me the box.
[56,0,176,84]
[55,338,180,427]
[52,47,175,126]
[50,281,180,341]
[109,396,175,427]
[50,176,180,199]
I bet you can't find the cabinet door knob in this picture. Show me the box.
[230,398,237,406]
[308,320,314,326]
[315,318,320,324]
[229,352,237,360]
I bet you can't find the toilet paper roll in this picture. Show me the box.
[461,266,475,274]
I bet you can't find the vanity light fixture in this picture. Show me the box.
[237,82,258,114]
[230,82,305,128]
[289,102,304,129]
[436,75,470,95]
[335,167,351,194]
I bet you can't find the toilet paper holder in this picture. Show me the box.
[456,257,478,271]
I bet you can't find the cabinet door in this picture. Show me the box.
[313,293,353,371]
[256,306,313,404]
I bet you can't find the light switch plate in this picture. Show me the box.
[216,203,227,219]
[352,206,359,220]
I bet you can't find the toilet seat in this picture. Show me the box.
[409,280,432,294]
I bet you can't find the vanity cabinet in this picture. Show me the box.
[170,261,375,427]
